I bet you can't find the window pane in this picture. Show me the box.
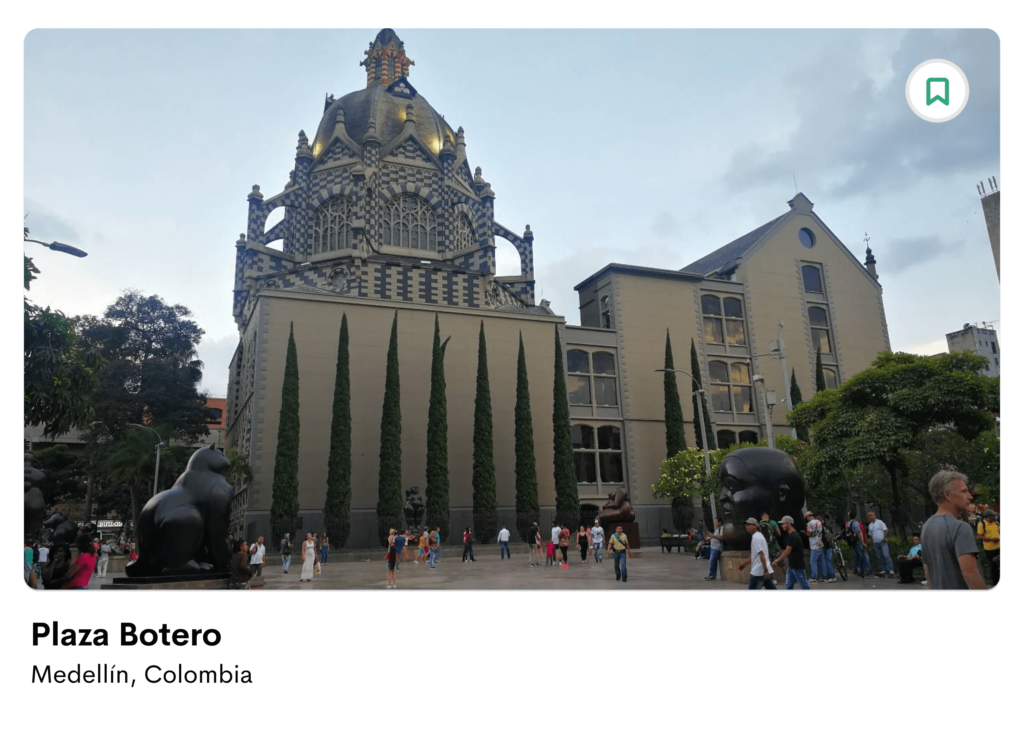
[812,328,832,355]
[599,452,624,483]
[571,424,595,449]
[710,385,731,412]
[567,350,590,373]
[717,429,737,447]
[708,361,729,383]
[568,376,592,405]
[730,362,751,384]
[574,452,597,483]
[594,377,618,407]
[725,319,746,346]
[739,430,759,444]
[808,307,829,328]
[703,318,724,344]
[723,297,743,318]
[733,386,753,413]
[701,295,721,316]
[802,266,823,293]
[592,352,616,375]
[597,425,621,450]
[823,368,838,389]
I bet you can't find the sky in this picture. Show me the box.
[23,28,1000,397]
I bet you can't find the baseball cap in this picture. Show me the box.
[982,509,996,517]
[779,516,795,525]
[744,517,759,526]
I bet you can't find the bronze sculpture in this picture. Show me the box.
[25,453,48,539]
[403,486,425,531]
[126,444,234,577]
[597,487,635,529]
[717,447,807,550]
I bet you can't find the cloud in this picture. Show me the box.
[883,235,951,275]
[651,212,677,238]
[24,204,82,244]
[197,334,239,397]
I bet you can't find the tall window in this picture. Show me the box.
[451,213,474,252]
[702,295,746,346]
[708,360,753,415]
[822,368,839,390]
[808,306,833,355]
[568,349,618,407]
[802,265,823,293]
[312,196,354,254]
[600,295,612,329]
[572,424,623,486]
[382,195,437,251]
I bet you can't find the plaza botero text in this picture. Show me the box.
[32,664,252,684]
[32,621,221,646]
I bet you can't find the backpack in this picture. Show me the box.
[843,520,861,546]
[822,524,836,550]
[757,521,774,549]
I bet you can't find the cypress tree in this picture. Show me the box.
[377,311,403,546]
[426,314,452,540]
[270,322,300,543]
[790,368,810,442]
[552,328,579,530]
[815,348,827,393]
[664,330,686,458]
[471,321,497,543]
[514,333,540,541]
[323,314,351,548]
[690,338,716,451]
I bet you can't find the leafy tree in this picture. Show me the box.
[815,348,827,393]
[690,339,716,451]
[552,328,579,530]
[663,331,686,457]
[323,314,352,547]
[224,446,253,537]
[652,440,771,502]
[790,368,810,442]
[270,323,300,543]
[29,444,87,508]
[377,312,403,546]
[426,315,452,539]
[514,333,540,540]
[471,322,497,543]
[24,244,103,438]
[789,351,998,534]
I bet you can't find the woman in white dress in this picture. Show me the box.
[300,532,318,582]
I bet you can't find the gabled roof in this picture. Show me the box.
[680,214,787,276]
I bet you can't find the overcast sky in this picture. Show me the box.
[24,29,1000,397]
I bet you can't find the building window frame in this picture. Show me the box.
[802,264,824,294]
[702,294,747,347]
[707,359,754,416]
[808,306,834,355]
[312,196,354,254]
[567,348,618,408]
[381,194,438,251]
[572,423,624,490]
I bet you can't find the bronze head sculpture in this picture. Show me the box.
[717,447,807,550]
[126,444,234,577]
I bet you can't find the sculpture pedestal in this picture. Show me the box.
[719,550,786,585]
[102,573,230,590]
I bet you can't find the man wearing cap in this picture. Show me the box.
[772,516,810,589]
[704,517,725,581]
[736,517,776,589]
[591,519,605,563]
[976,509,1000,585]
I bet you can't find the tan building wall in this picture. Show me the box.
[247,291,562,516]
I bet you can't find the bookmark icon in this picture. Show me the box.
[926,78,949,106]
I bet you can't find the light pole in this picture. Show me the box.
[129,424,165,497]
[656,368,717,522]
[25,238,89,257]
[752,375,775,448]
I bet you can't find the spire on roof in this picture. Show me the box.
[864,232,878,280]
[360,29,415,88]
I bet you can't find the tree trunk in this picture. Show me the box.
[886,463,907,537]
[84,476,95,524]
[130,481,144,538]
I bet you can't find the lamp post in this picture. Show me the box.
[752,375,775,448]
[25,238,89,257]
[656,368,717,522]
[129,424,165,497]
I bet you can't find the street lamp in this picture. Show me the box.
[25,238,89,258]
[656,368,717,522]
[129,424,165,497]
[751,375,776,449]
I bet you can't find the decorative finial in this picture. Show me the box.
[360,29,415,87]
[248,184,263,200]
[405,104,415,124]
[363,120,380,145]
[236,233,247,245]
[440,136,455,159]
[474,166,484,184]
[523,225,533,239]
[335,107,345,125]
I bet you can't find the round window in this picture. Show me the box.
[799,228,816,249]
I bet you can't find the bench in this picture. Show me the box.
[660,536,693,553]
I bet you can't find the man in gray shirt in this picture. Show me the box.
[920,471,986,590]
[704,517,725,581]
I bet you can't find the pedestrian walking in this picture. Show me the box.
[321,533,330,564]
[63,535,97,590]
[608,525,631,582]
[498,525,512,560]
[773,516,810,589]
[528,522,542,566]
[97,541,111,578]
[428,528,440,569]
[591,519,605,563]
[386,529,398,589]
[558,526,571,567]
[249,535,266,577]
[920,471,985,589]
[845,512,873,577]
[737,517,776,589]
[576,524,589,563]
[867,512,895,577]
[704,518,725,581]
[300,532,318,582]
[416,529,428,564]
[462,528,476,562]
[229,539,252,589]
[976,509,1000,585]
[550,521,562,564]
[36,543,49,586]
[805,511,827,582]
[393,530,407,570]
[280,533,293,574]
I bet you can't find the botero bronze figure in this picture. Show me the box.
[25,453,48,539]
[126,444,234,577]
[597,487,635,529]
[404,486,425,531]
[717,447,807,550]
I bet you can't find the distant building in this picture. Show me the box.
[978,177,999,280]
[946,323,1000,376]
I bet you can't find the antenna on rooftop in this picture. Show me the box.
[793,174,798,195]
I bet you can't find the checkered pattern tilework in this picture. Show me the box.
[319,139,357,165]
[387,138,432,164]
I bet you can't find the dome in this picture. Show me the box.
[312,83,457,159]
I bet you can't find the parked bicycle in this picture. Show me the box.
[831,544,848,581]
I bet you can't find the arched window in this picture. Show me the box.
[809,306,832,354]
[382,195,437,251]
[703,294,746,346]
[739,430,759,444]
[451,213,474,252]
[573,424,623,486]
[708,360,753,415]
[567,350,618,408]
[312,196,354,254]
[600,295,612,329]
[702,295,723,344]
[717,429,737,447]
[802,265,823,293]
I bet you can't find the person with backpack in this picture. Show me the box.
[819,518,837,583]
[608,525,632,583]
[280,532,293,574]
[758,512,781,563]
[845,511,873,578]
[805,511,834,583]
[462,527,476,562]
